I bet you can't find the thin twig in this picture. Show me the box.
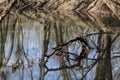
[48,64,82,71]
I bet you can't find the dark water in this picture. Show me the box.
[0,12,120,80]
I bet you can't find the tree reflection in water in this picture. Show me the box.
[0,12,120,80]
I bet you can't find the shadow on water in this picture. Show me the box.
[0,11,120,80]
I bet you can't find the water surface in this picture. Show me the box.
[0,12,120,80]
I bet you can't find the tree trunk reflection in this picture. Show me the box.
[54,21,69,80]
[95,30,112,80]
[39,21,51,80]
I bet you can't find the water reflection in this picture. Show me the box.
[0,11,120,80]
